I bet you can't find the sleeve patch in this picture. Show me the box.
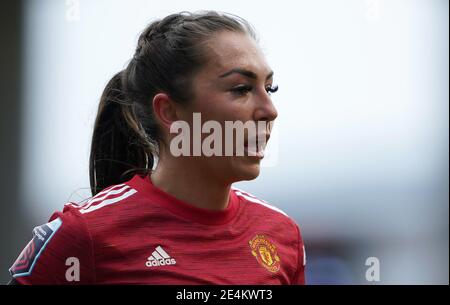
[9,217,63,278]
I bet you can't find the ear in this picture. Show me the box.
[152,93,181,130]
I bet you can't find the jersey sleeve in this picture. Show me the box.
[9,205,95,284]
[291,224,306,285]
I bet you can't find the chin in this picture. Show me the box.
[233,163,261,182]
[217,157,262,184]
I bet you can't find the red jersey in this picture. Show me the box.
[10,174,306,284]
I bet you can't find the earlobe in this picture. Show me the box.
[152,93,179,130]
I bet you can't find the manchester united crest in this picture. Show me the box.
[249,234,280,273]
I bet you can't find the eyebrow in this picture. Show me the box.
[219,68,274,81]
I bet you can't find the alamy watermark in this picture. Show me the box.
[65,257,80,282]
[169,113,275,160]
[365,256,380,282]
[65,0,80,22]
[364,0,382,22]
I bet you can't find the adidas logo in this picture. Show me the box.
[145,246,176,267]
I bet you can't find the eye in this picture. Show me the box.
[266,84,279,95]
[230,84,252,96]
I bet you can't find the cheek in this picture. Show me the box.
[193,91,244,121]
[199,101,225,119]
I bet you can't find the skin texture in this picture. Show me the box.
[151,31,278,211]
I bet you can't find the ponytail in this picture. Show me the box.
[89,71,155,196]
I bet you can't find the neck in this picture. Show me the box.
[150,153,231,211]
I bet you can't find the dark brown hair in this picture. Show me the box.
[89,11,256,195]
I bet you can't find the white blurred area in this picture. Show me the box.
[21,0,448,284]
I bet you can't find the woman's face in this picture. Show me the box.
[176,31,278,184]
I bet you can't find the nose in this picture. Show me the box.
[253,91,278,123]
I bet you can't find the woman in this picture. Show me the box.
[9,11,305,284]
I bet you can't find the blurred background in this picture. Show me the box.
[0,0,448,284]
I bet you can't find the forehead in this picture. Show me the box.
[202,31,271,77]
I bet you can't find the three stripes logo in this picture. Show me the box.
[77,184,137,214]
[146,246,176,268]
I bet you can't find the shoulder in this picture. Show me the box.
[232,186,298,229]
[68,182,140,215]
[10,204,95,284]
[8,181,142,284]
